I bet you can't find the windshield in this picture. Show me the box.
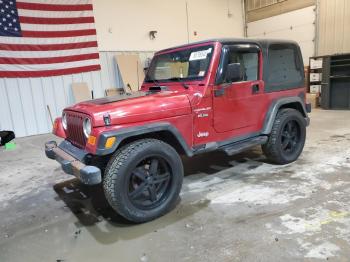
[145,45,214,83]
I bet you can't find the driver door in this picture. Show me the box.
[213,44,264,133]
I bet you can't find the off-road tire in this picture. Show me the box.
[262,108,306,164]
[103,139,183,223]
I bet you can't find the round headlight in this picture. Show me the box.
[83,118,92,138]
[62,113,67,130]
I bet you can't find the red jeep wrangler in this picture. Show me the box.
[46,39,311,222]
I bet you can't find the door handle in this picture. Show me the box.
[252,84,259,94]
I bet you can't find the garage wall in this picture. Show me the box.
[247,6,316,65]
[93,0,244,51]
[317,0,350,56]
[186,0,244,42]
[0,51,153,137]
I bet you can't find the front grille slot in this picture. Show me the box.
[65,112,87,148]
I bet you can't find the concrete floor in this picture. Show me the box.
[1,109,350,262]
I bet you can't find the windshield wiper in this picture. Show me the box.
[166,77,189,89]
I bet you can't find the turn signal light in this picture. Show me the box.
[88,135,96,146]
[53,120,58,130]
[105,137,116,149]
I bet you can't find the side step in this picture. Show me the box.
[220,136,268,156]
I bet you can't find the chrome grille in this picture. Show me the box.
[65,112,87,148]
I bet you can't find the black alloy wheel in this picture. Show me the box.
[128,157,172,210]
[280,120,301,155]
[103,139,183,223]
[262,108,306,164]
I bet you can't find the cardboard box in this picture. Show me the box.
[114,54,145,92]
[306,93,319,108]
[71,82,91,103]
[105,87,124,97]
[310,73,322,82]
[310,85,321,94]
[310,58,323,69]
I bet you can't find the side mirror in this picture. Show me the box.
[225,63,243,83]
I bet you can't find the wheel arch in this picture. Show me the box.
[95,122,193,157]
[261,96,309,135]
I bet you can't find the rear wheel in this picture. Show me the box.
[103,139,183,223]
[262,108,306,164]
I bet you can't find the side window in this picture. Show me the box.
[267,44,303,86]
[226,50,259,82]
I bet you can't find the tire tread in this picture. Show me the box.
[262,108,306,164]
[103,139,182,223]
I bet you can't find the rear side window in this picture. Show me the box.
[266,44,304,91]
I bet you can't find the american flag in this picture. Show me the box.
[0,0,100,78]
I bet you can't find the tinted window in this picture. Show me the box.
[267,44,303,87]
[226,50,258,82]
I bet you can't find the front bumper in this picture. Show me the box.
[45,141,101,185]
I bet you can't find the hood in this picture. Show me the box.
[65,91,192,127]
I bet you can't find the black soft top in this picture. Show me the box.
[157,38,299,53]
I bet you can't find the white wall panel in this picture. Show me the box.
[17,78,37,136]
[0,79,14,132]
[0,51,154,137]
[30,78,49,134]
[247,6,316,65]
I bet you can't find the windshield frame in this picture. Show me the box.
[144,44,215,83]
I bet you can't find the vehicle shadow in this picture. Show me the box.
[53,178,210,244]
[52,147,266,244]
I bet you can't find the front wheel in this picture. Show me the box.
[262,108,306,164]
[103,139,183,223]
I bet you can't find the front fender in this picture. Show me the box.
[53,117,66,139]
[95,122,193,157]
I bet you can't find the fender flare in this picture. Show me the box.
[95,122,193,156]
[261,96,309,135]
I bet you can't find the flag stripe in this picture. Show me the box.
[20,22,94,31]
[0,41,98,51]
[19,16,94,24]
[0,58,100,70]
[0,47,98,58]
[0,53,99,64]
[15,0,92,4]
[16,2,93,11]
[21,29,96,37]
[0,35,97,44]
[17,9,93,18]
[0,64,101,78]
